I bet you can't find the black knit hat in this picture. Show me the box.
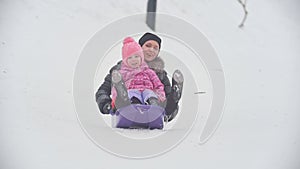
[138,32,162,49]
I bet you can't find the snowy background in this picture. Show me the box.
[1,0,300,168]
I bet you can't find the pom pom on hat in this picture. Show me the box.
[123,37,135,44]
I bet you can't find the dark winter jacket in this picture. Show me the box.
[95,57,172,114]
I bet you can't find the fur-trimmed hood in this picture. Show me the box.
[146,57,165,73]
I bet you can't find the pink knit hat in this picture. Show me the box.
[122,37,144,66]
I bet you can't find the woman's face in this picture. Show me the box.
[141,40,160,62]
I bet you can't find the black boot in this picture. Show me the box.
[131,97,142,104]
[112,70,130,109]
[172,69,184,102]
[164,106,179,122]
[147,97,159,106]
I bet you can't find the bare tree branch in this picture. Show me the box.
[238,0,248,28]
[194,92,206,94]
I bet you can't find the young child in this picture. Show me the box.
[111,37,166,109]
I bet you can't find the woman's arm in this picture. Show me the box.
[95,61,121,114]
[157,70,171,98]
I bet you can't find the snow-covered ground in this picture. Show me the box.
[1,0,300,168]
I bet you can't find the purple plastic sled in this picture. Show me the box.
[111,104,165,129]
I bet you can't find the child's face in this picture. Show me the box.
[127,54,141,69]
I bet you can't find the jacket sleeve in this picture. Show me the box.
[148,69,166,101]
[95,62,121,114]
[156,70,172,99]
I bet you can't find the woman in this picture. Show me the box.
[95,32,183,122]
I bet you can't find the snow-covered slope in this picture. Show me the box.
[1,0,299,168]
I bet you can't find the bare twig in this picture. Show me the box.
[194,92,206,94]
[238,0,248,28]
